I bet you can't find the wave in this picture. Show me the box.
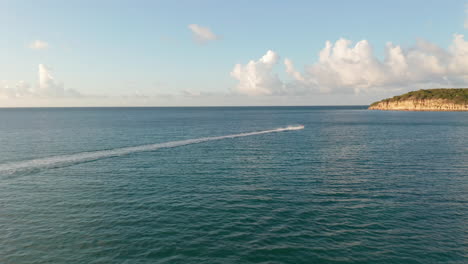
[0,125,304,176]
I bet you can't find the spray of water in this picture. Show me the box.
[0,125,304,176]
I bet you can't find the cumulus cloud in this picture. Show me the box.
[297,34,468,92]
[188,24,219,43]
[29,40,49,50]
[232,34,468,95]
[230,50,285,95]
[38,64,79,97]
[0,64,80,98]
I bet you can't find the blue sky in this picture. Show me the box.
[1,0,467,106]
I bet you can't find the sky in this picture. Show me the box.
[1,0,468,107]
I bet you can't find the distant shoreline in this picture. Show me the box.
[369,88,468,111]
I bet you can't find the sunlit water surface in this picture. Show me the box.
[0,107,466,263]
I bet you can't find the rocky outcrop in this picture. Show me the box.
[369,99,468,111]
[369,88,468,111]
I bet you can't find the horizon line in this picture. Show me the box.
[0,105,370,109]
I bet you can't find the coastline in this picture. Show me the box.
[368,99,468,111]
[368,89,468,111]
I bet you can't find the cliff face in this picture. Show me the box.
[369,99,468,111]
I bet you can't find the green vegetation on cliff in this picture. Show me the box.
[370,88,468,107]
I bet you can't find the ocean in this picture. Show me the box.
[0,106,466,263]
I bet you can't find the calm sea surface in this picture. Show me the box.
[0,106,466,263]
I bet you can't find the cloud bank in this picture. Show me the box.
[231,34,468,95]
[0,64,79,98]
[29,40,49,50]
[188,24,219,43]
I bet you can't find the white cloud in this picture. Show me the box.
[232,34,468,96]
[0,64,80,98]
[38,64,68,96]
[181,89,202,97]
[0,80,33,98]
[302,34,468,92]
[230,50,285,95]
[284,58,304,82]
[188,24,219,43]
[29,40,49,50]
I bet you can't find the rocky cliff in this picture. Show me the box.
[369,89,468,111]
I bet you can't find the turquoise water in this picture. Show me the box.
[0,107,466,263]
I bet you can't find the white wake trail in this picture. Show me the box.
[0,125,304,176]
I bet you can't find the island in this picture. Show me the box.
[368,88,468,111]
